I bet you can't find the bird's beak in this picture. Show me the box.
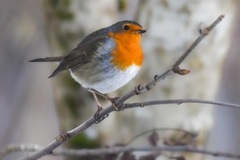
[137,29,146,34]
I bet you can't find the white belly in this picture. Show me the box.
[70,65,141,94]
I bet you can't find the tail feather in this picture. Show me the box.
[29,56,64,78]
[29,56,63,62]
[48,67,62,78]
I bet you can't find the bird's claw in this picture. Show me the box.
[94,107,109,124]
[108,97,125,111]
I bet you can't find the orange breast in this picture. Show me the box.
[109,32,143,71]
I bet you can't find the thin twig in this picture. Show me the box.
[172,14,224,68]
[124,99,240,109]
[18,15,225,160]
[116,14,225,103]
[3,144,240,159]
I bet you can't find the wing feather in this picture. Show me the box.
[49,36,110,78]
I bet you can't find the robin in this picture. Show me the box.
[29,20,146,116]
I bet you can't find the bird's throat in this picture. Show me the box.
[109,32,143,71]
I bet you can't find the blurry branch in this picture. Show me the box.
[17,15,227,160]
[2,144,240,159]
[125,128,197,145]
[0,144,42,159]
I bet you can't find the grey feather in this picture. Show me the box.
[48,36,113,78]
[29,56,63,62]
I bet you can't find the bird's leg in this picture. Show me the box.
[89,89,120,111]
[89,91,109,123]
[91,92,103,117]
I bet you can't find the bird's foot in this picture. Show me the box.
[88,89,124,111]
[93,105,103,118]
[107,97,124,111]
[93,106,109,124]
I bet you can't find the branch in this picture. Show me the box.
[3,144,240,159]
[18,15,225,160]
[117,14,225,102]
[124,99,240,109]
[0,144,42,159]
[125,127,197,145]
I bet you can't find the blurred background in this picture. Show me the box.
[0,0,240,160]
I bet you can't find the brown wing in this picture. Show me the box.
[48,36,109,78]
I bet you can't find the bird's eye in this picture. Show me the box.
[123,24,130,31]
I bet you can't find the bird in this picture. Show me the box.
[29,20,146,117]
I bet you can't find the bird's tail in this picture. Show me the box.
[29,56,63,62]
